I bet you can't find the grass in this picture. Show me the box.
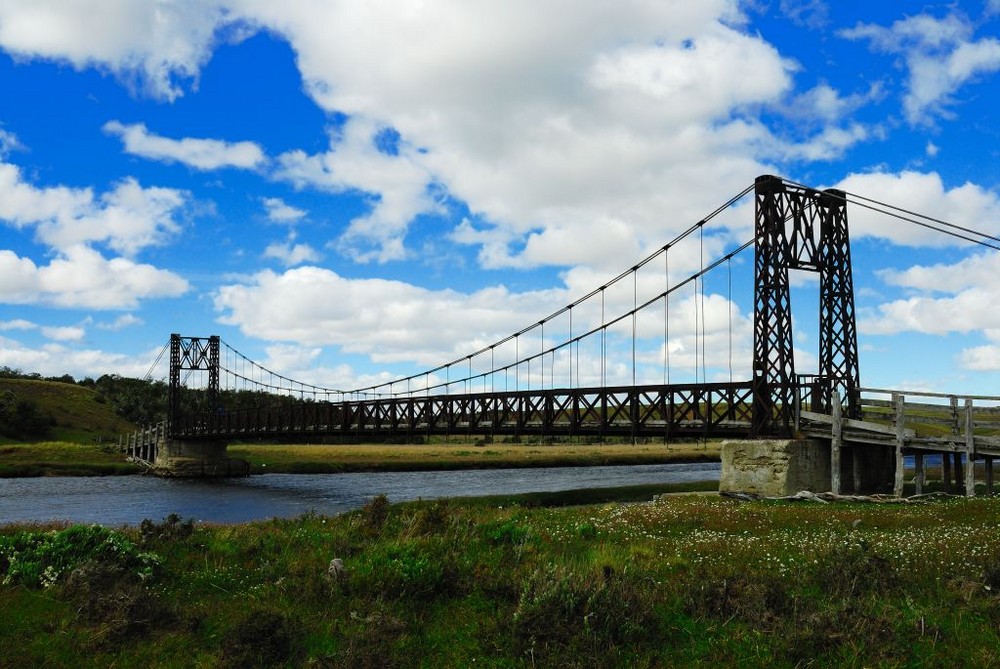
[3,493,1000,667]
[0,378,136,444]
[1,439,720,477]
[229,440,721,474]
[0,442,142,477]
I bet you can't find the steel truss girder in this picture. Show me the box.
[752,176,860,436]
[170,382,757,441]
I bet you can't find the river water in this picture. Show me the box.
[0,462,719,526]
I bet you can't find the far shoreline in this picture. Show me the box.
[0,440,722,478]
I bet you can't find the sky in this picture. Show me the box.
[1,0,1000,396]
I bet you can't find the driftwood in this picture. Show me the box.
[719,490,959,504]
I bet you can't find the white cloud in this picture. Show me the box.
[0,246,189,309]
[0,2,879,275]
[275,117,440,263]
[841,12,1000,124]
[0,334,160,379]
[104,121,266,170]
[41,325,85,342]
[0,0,233,101]
[0,163,188,256]
[959,344,1000,371]
[0,127,21,157]
[214,262,750,385]
[832,170,1000,247]
[262,197,306,223]
[98,313,144,331]
[0,318,35,331]
[263,239,321,266]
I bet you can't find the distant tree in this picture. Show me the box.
[94,374,168,427]
[0,391,54,440]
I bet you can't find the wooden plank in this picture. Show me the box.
[844,417,916,438]
[860,387,1000,402]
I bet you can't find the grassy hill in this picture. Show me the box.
[0,378,138,444]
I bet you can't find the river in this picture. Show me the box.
[0,462,719,526]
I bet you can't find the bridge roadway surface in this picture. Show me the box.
[169,381,757,441]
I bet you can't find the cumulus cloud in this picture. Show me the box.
[0,1,871,275]
[0,318,34,331]
[263,238,321,266]
[98,313,144,331]
[41,325,86,342]
[841,12,1000,124]
[214,261,750,386]
[832,170,1000,247]
[104,121,266,170]
[0,246,189,309]
[0,163,188,256]
[275,117,440,263]
[0,0,234,100]
[262,197,306,223]
[0,334,160,379]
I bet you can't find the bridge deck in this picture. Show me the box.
[170,381,759,441]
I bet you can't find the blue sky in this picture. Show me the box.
[1,1,1000,395]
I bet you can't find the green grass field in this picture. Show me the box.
[2,492,999,667]
[0,378,136,444]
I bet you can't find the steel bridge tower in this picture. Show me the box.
[751,175,860,436]
[168,334,219,436]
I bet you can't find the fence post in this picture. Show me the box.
[914,453,925,495]
[965,399,976,497]
[893,393,905,497]
[831,390,842,495]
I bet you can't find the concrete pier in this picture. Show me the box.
[721,439,895,496]
[151,437,249,478]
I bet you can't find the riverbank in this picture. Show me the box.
[0,440,721,477]
[2,492,999,666]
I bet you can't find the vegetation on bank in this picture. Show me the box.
[231,441,721,474]
[3,493,1000,667]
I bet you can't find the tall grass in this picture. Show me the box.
[2,494,1000,666]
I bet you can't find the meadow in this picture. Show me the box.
[2,491,999,667]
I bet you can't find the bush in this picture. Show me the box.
[222,608,296,667]
[0,524,160,588]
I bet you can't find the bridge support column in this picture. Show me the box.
[721,439,832,496]
[914,453,925,495]
[152,438,249,478]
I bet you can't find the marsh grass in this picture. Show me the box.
[3,494,1000,666]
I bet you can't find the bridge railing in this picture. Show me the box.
[855,387,1000,444]
[168,381,757,441]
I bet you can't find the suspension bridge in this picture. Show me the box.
[122,175,1000,495]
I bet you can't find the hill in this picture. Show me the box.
[0,378,138,444]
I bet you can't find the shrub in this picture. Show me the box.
[361,494,390,534]
[0,524,160,588]
[139,513,195,545]
[222,608,296,667]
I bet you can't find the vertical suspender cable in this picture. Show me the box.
[515,335,519,392]
[699,224,707,385]
[728,255,733,384]
[540,321,545,390]
[568,307,573,389]
[664,247,670,386]
[601,288,607,387]
[632,268,637,387]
